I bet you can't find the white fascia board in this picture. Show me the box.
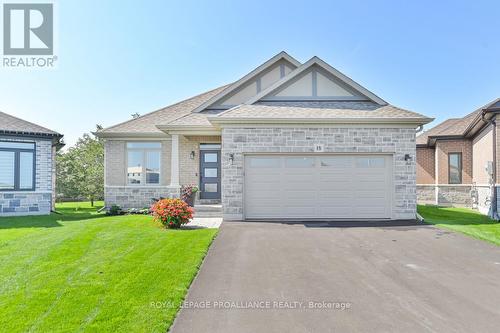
[208,117,433,127]
[245,56,388,106]
[156,125,221,136]
[95,132,170,139]
[191,51,301,113]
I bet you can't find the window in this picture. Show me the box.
[127,142,161,185]
[204,153,218,163]
[448,153,462,184]
[248,157,281,168]
[356,157,386,168]
[0,141,35,191]
[285,157,315,168]
[320,157,351,168]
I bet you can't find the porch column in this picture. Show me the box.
[169,134,180,189]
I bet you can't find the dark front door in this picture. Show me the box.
[200,150,221,199]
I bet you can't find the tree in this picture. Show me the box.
[56,126,104,206]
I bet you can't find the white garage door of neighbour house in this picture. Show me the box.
[244,155,393,219]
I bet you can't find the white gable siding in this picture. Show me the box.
[220,82,258,105]
[276,72,313,96]
[260,66,281,91]
[316,71,354,97]
[213,60,296,108]
[254,64,374,103]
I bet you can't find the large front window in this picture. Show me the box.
[127,142,161,185]
[0,141,35,191]
[448,152,462,184]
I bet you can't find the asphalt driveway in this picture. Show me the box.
[171,220,500,333]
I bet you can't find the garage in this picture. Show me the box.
[244,154,393,219]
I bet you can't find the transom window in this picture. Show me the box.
[127,142,161,185]
[0,141,35,191]
[448,153,462,184]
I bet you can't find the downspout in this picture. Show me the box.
[415,125,424,222]
[482,112,498,219]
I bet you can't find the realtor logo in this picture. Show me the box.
[1,2,57,68]
[3,3,53,55]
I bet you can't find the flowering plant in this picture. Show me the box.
[151,198,194,229]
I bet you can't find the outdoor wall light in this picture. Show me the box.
[190,151,195,160]
[404,154,412,162]
[229,153,234,165]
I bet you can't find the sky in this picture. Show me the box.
[1,0,499,146]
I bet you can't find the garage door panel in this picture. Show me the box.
[318,183,352,191]
[244,155,392,219]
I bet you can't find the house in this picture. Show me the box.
[0,111,63,216]
[97,52,432,220]
[416,98,500,218]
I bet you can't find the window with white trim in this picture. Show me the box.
[126,142,161,185]
[0,141,35,191]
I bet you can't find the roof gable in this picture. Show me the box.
[192,51,300,112]
[245,57,387,105]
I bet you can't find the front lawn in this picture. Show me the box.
[0,202,217,332]
[418,205,500,246]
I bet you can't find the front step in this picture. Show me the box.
[193,204,222,218]
[197,199,221,205]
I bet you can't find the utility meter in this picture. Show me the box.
[486,161,494,177]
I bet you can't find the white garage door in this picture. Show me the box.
[244,155,392,219]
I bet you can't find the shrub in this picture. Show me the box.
[151,198,194,229]
[107,204,122,216]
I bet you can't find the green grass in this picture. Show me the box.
[418,205,500,246]
[0,201,217,332]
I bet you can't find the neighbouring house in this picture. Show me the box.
[0,111,63,216]
[416,98,500,218]
[97,52,432,220]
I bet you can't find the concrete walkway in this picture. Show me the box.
[171,220,500,332]
[183,217,222,229]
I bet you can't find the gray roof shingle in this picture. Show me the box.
[0,111,61,136]
[97,85,229,135]
[416,98,500,146]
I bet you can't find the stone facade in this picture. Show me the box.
[0,136,55,216]
[0,192,52,216]
[416,185,475,208]
[416,185,436,205]
[437,185,472,207]
[221,126,417,220]
[105,186,179,209]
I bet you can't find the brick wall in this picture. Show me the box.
[0,136,54,216]
[104,140,126,186]
[104,136,221,208]
[416,147,435,184]
[435,139,472,184]
[221,127,416,220]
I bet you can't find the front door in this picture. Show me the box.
[200,149,221,199]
